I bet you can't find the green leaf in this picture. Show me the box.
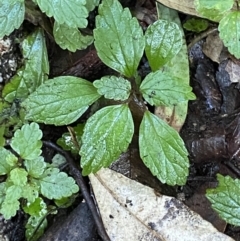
[85,0,100,12]
[0,125,5,146]
[183,18,209,33]
[53,22,93,52]
[3,29,49,102]
[51,154,66,168]
[0,147,15,175]
[219,11,240,59]
[9,168,28,186]
[22,182,39,203]
[37,168,79,199]
[0,0,25,38]
[0,183,6,204]
[140,71,196,106]
[11,123,42,160]
[23,76,101,125]
[206,174,240,226]
[80,104,134,175]
[23,197,47,217]
[94,0,145,77]
[145,19,182,71]
[34,0,88,28]
[194,0,234,22]
[139,111,189,185]
[25,215,47,241]
[93,76,131,101]
[25,156,46,178]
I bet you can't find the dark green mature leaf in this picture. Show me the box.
[11,123,42,160]
[80,104,134,175]
[53,22,93,52]
[183,18,209,33]
[37,168,79,199]
[140,71,196,106]
[219,11,240,59]
[194,0,234,22]
[3,29,49,102]
[206,174,240,226]
[94,0,145,77]
[0,0,25,38]
[139,111,189,185]
[34,0,88,28]
[93,76,131,101]
[145,19,182,71]
[23,76,101,125]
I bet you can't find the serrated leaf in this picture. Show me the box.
[23,76,101,125]
[34,0,88,28]
[9,168,28,186]
[25,156,46,178]
[0,147,15,175]
[80,104,134,175]
[194,0,234,22]
[23,197,47,217]
[8,0,25,4]
[0,0,25,39]
[219,11,240,59]
[139,111,189,185]
[93,76,131,101]
[25,215,47,241]
[22,183,39,203]
[11,123,42,160]
[85,0,100,12]
[94,0,145,77]
[3,29,49,102]
[53,22,93,52]
[51,154,66,168]
[0,183,6,204]
[183,18,209,33]
[140,71,196,106]
[206,174,240,226]
[37,168,79,199]
[145,19,182,71]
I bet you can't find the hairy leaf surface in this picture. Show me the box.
[93,76,131,101]
[139,111,189,185]
[34,0,88,28]
[11,123,42,160]
[80,104,134,175]
[219,11,240,59]
[23,76,101,125]
[0,1,25,38]
[145,19,182,71]
[94,0,145,77]
[206,174,240,226]
[140,71,196,106]
[53,22,93,52]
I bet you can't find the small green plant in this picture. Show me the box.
[22,0,196,186]
[0,122,79,240]
[194,0,240,58]
[0,0,99,51]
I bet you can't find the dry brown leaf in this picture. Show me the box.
[90,168,234,241]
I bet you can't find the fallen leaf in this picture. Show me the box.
[89,168,234,241]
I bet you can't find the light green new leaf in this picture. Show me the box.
[53,22,93,52]
[0,147,15,175]
[34,0,88,28]
[145,19,182,71]
[23,76,101,125]
[11,123,42,160]
[85,0,100,12]
[94,0,145,77]
[3,29,49,102]
[194,0,234,22]
[25,156,46,178]
[22,183,39,203]
[23,197,47,217]
[206,174,240,226]
[8,0,24,4]
[80,104,134,175]
[139,111,189,185]
[38,168,79,199]
[0,0,25,38]
[219,11,240,59]
[9,168,28,186]
[93,76,131,101]
[140,71,195,106]
[0,183,6,204]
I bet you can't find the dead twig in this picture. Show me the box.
[43,140,111,241]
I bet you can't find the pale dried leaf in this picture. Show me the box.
[225,59,240,83]
[90,168,234,241]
